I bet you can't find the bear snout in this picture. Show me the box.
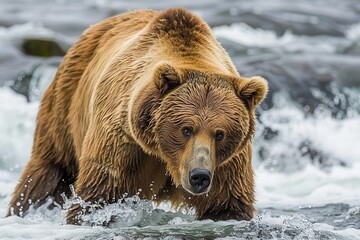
[180,144,214,195]
[189,168,211,193]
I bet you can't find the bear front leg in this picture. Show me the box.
[198,196,255,221]
[188,152,256,221]
[7,151,71,217]
[66,159,119,224]
[66,137,146,225]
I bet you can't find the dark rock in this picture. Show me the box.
[22,38,67,57]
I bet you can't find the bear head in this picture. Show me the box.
[129,62,267,195]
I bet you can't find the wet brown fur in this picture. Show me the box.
[7,8,267,223]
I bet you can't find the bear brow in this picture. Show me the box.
[184,70,235,89]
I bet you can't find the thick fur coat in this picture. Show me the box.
[7,8,267,223]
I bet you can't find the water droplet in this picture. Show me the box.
[61,192,68,202]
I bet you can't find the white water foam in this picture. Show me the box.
[213,23,353,54]
[346,22,360,41]
[0,22,54,43]
[214,23,295,48]
[256,163,360,208]
[0,88,38,170]
[254,93,360,207]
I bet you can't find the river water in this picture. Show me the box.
[0,0,359,239]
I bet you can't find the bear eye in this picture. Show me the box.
[182,127,192,137]
[215,131,224,141]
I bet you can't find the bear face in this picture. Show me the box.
[155,78,247,194]
[130,63,267,195]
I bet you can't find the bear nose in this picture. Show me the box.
[189,168,211,193]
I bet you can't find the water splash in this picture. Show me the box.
[59,185,194,227]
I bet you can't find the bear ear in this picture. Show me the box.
[154,63,183,94]
[234,76,268,108]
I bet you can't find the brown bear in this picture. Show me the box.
[7,8,267,224]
